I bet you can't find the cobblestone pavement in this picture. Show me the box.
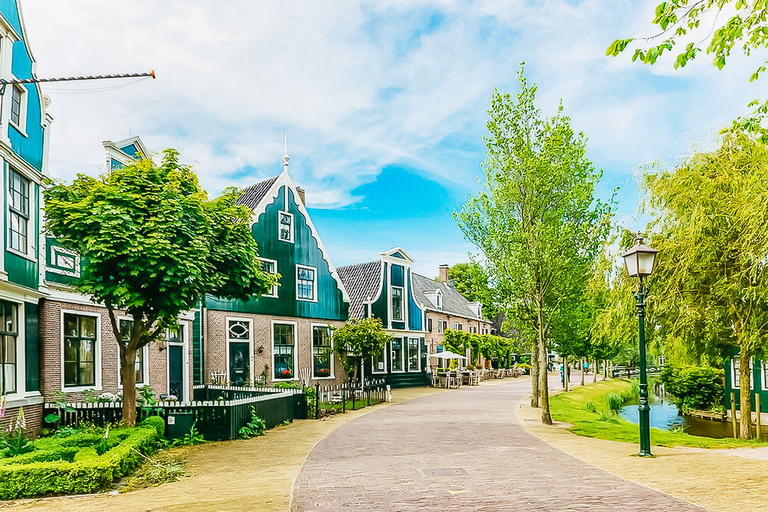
[292,379,704,511]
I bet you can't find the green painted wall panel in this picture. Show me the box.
[370,262,388,323]
[6,251,37,289]
[206,186,348,321]
[407,269,423,331]
[24,301,39,391]
[391,264,404,287]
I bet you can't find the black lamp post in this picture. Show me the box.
[622,233,658,457]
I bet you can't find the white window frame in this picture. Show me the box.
[296,264,317,302]
[272,320,298,381]
[391,286,404,322]
[437,320,445,334]
[60,310,101,392]
[258,257,278,298]
[453,322,462,331]
[469,326,477,334]
[116,318,149,389]
[436,291,442,310]
[226,317,253,385]
[371,344,388,374]
[278,210,294,243]
[407,337,421,372]
[165,323,188,402]
[48,245,80,277]
[9,82,26,134]
[732,357,754,390]
[0,300,22,399]
[390,337,406,373]
[311,323,334,379]
[7,167,31,258]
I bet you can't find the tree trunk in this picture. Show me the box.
[739,350,753,439]
[539,331,552,425]
[565,357,570,392]
[120,344,138,427]
[530,339,540,408]
[580,358,585,386]
[593,359,598,383]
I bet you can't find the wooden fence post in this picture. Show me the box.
[731,392,738,439]
[756,394,762,441]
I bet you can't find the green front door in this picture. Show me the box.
[229,342,250,386]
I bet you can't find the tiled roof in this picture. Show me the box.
[411,272,483,321]
[336,260,382,319]
[237,176,278,210]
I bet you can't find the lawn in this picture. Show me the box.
[549,379,768,449]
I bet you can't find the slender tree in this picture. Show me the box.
[456,64,610,424]
[45,149,275,426]
[333,318,393,384]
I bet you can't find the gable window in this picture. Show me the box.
[8,169,28,253]
[259,258,278,298]
[273,323,295,380]
[312,325,333,378]
[0,301,17,394]
[278,211,294,243]
[10,85,25,131]
[297,266,316,301]
[63,313,97,388]
[436,291,442,310]
[437,320,445,334]
[118,319,145,386]
[392,286,403,321]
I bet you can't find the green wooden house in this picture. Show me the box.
[724,355,768,414]
[197,154,350,387]
[337,248,429,388]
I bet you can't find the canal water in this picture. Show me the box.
[619,395,736,438]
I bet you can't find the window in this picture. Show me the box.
[372,346,386,373]
[312,325,333,378]
[392,286,403,321]
[391,337,404,372]
[407,337,419,372]
[228,320,250,341]
[168,326,183,343]
[278,211,294,242]
[64,314,96,387]
[259,258,278,297]
[732,357,754,389]
[470,326,477,334]
[453,322,462,331]
[273,323,295,380]
[436,292,442,310]
[10,85,24,129]
[49,245,80,277]
[8,169,28,253]
[0,301,17,394]
[297,266,316,301]
[118,319,145,385]
[437,320,445,334]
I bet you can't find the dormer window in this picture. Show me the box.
[436,291,442,310]
[278,211,294,243]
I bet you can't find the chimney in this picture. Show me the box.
[438,264,449,283]
[296,187,306,206]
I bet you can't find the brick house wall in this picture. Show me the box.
[205,309,347,386]
[0,404,43,439]
[39,298,193,403]
[424,310,493,368]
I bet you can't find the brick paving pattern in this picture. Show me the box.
[293,380,704,511]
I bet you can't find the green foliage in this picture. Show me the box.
[0,430,34,457]
[446,262,498,321]
[455,63,611,415]
[659,365,724,412]
[443,329,523,367]
[172,425,205,447]
[0,425,157,499]
[608,1,768,141]
[139,416,166,438]
[333,318,393,382]
[238,408,267,439]
[138,386,163,421]
[44,149,276,425]
[605,393,624,415]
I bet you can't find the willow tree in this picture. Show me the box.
[45,149,275,426]
[456,65,610,425]
[643,132,768,438]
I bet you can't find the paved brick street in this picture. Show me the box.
[292,379,704,511]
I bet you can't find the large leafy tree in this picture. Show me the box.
[333,318,393,384]
[45,149,275,426]
[642,132,768,438]
[456,65,611,425]
[606,0,768,139]
[446,262,498,320]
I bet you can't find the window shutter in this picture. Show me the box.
[428,318,432,332]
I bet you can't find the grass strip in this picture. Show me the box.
[549,379,768,449]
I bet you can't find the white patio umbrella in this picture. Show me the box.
[429,350,468,361]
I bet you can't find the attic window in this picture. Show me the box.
[278,211,294,243]
[436,291,442,310]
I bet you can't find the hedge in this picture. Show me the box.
[0,426,157,499]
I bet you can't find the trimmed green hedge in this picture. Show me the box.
[0,426,157,499]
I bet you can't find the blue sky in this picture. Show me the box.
[20,0,768,276]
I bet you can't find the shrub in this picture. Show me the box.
[238,408,266,439]
[140,416,166,438]
[172,425,204,447]
[0,425,157,499]
[606,393,624,415]
[659,365,724,412]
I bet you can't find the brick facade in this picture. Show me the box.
[424,310,493,368]
[39,298,193,403]
[205,309,347,386]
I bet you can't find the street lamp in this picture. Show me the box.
[622,233,658,457]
